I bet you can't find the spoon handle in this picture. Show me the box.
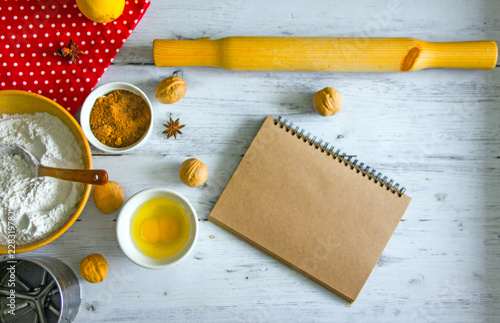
[38,166,108,185]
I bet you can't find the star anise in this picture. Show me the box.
[55,39,85,64]
[163,117,185,139]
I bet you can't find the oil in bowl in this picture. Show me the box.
[132,197,190,259]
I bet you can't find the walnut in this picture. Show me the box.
[93,181,125,214]
[155,76,186,104]
[80,254,108,283]
[179,158,208,187]
[312,87,342,116]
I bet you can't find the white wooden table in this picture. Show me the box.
[28,0,500,321]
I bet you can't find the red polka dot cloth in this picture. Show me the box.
[0,0,150,115]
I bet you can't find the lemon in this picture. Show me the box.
[76,0,125,23]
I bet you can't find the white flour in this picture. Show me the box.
[0,112,84,246]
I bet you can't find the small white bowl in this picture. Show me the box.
[79,82,153,153]
[116,188,199,269]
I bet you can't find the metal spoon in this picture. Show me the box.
[0,144,108,185]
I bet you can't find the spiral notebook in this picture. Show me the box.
[208,116,411,302]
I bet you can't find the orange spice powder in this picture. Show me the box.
[89,90,151,148]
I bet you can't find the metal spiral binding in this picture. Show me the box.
[274,116,406,197]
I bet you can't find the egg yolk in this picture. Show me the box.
[140,216,180,244]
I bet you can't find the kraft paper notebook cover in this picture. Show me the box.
[208,116,412,302]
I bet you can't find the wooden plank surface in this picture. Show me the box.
[24,0,500,322]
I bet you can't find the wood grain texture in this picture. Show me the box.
[153,37,497,71]
[25,0,500,322]
[38,166,108,185]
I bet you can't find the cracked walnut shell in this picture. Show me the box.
[179,158,208,187]
[155,76,186,104]
[312,87,343,116]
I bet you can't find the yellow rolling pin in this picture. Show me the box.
[153,37,498,72]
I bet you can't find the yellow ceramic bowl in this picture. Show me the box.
[0,90,92,254]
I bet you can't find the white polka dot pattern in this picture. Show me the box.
[0,0,150,115]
